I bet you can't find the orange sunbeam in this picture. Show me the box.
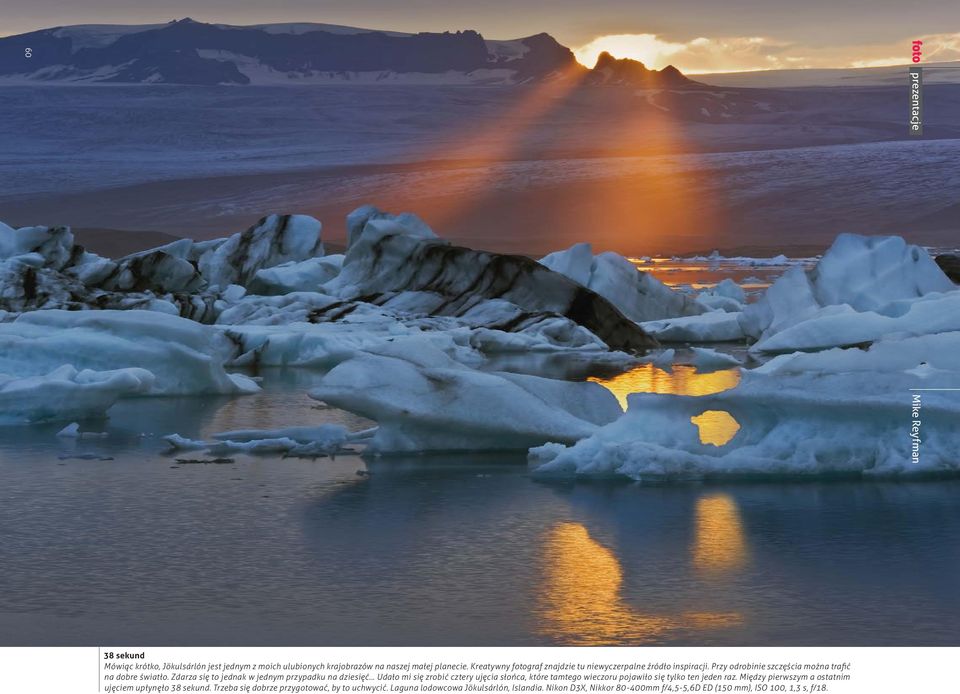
[552,88,724,257]
[401,65,587,237]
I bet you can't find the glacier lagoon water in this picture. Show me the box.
[1,369,958,646]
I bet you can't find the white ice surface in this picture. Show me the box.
[530,332,960,480]
[691,346,742,371]
[0,364,153,424]
[0,310,258,395]
[249,255,344,295]
[309,342,622,453]
[641,311,745,342]
[742,234,957,353]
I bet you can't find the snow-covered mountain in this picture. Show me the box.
[0,17,588,85]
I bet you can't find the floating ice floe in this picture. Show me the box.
[696,278,746,312]
[681,250,796,266]
[641,310,745,342]
[539,242,707,322]
[55,421,109,438]
[741,234,958,353]
[0,364,153,425]
[162,424,370,458]
[309,342,623,453]
[161,433,207,451]
[0,310,258,395]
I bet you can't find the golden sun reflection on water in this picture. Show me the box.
[690,410,741,446]
[537,523,741,645]
[589,364,741,446]
[692,495,749,575]
[590,364,740,404]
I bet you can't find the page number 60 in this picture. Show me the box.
[25,48,33,58]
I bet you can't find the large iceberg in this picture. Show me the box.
[0,212,650,360]
[325,209,657,353]
[741,234,957,353]
[531,332,960,480]
[309,343,623,453]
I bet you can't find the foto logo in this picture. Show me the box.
[912,40,923,63]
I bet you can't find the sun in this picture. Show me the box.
[573,33,686,70]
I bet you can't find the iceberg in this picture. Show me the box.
[641,310,746,342]
[530,334,960,480]
[0,215,329,317]
[0,364,153,424]
[0,212,649,359]
[0,310,258,395]
[742,234,957,353]
[539,243,707,322]
[696,278,746,312]
[100,240,204,294]
[0,222,76,269]
[197,214,324,289]
[309,343,623,453]
[326,210,657,353]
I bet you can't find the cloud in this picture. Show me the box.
[573,32,960,74]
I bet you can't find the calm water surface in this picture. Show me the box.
[1,369,958,646]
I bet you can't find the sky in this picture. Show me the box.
[3,0,959,73]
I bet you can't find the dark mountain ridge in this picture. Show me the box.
[0,18,704,87]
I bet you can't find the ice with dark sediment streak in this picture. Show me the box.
[0,215,319,320]
[324,207,658,353]
[0,210,655,360]
[197,214,325,289]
